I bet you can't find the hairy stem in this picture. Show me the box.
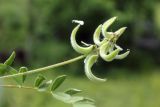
[0,55,85,79]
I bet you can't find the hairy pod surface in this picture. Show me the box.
[102,17,117,38]
[93,24,102,46]
[100,42,121,62]
[84,54,106,82]
[70,25,94,54]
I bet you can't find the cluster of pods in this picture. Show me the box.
[71,17,130,82]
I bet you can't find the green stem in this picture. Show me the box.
[0,84,36,90]
[0,55,85,79]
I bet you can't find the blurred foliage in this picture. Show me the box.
[0,0,160,74]
[1,70,160,107]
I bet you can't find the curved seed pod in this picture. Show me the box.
[102,17,117,38]
[115,50,130,60]
[84,54,106,82]
[4,51,16,66]
[93,24,102,46]
[70,25,94,54]
[100,42,121,62]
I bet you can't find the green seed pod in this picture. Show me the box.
[4,51,16,66]
[115,50,130,60]
[93,24,102,46]
[102,17,117,38]
[100,42,121,62]
[70,25,94,54]
[84,54,106,82]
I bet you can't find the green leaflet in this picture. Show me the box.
[52,92,95,105]
[5,65,21,84]
[4,51,16,66]
[0,63,18,76]
[70,24,94,54]
[84,54,106,82]
[0,51,23,84]
[38,80,52,92]
[34,75,46,88]
[0,63,8,75]
[0,63,27,85]
[65,88,82,95]
[50,75,67,92]
[73,101,96,107]
[19,67,28,84]
[52,92,72,103]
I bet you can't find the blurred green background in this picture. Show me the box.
[0,0,160,107]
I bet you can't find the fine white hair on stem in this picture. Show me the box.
[72,20,84,25]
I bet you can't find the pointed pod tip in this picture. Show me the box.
[97,24,102,30]
[12,51,16,54]
[108,17,117,22]
[60,75,67,78]
[126,49,130,54]
[97,78,107,82]
[122,27,127,31]
[112,16,117,20]
[91,76,107,82]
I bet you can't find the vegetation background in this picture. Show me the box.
[0,0,160,107]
